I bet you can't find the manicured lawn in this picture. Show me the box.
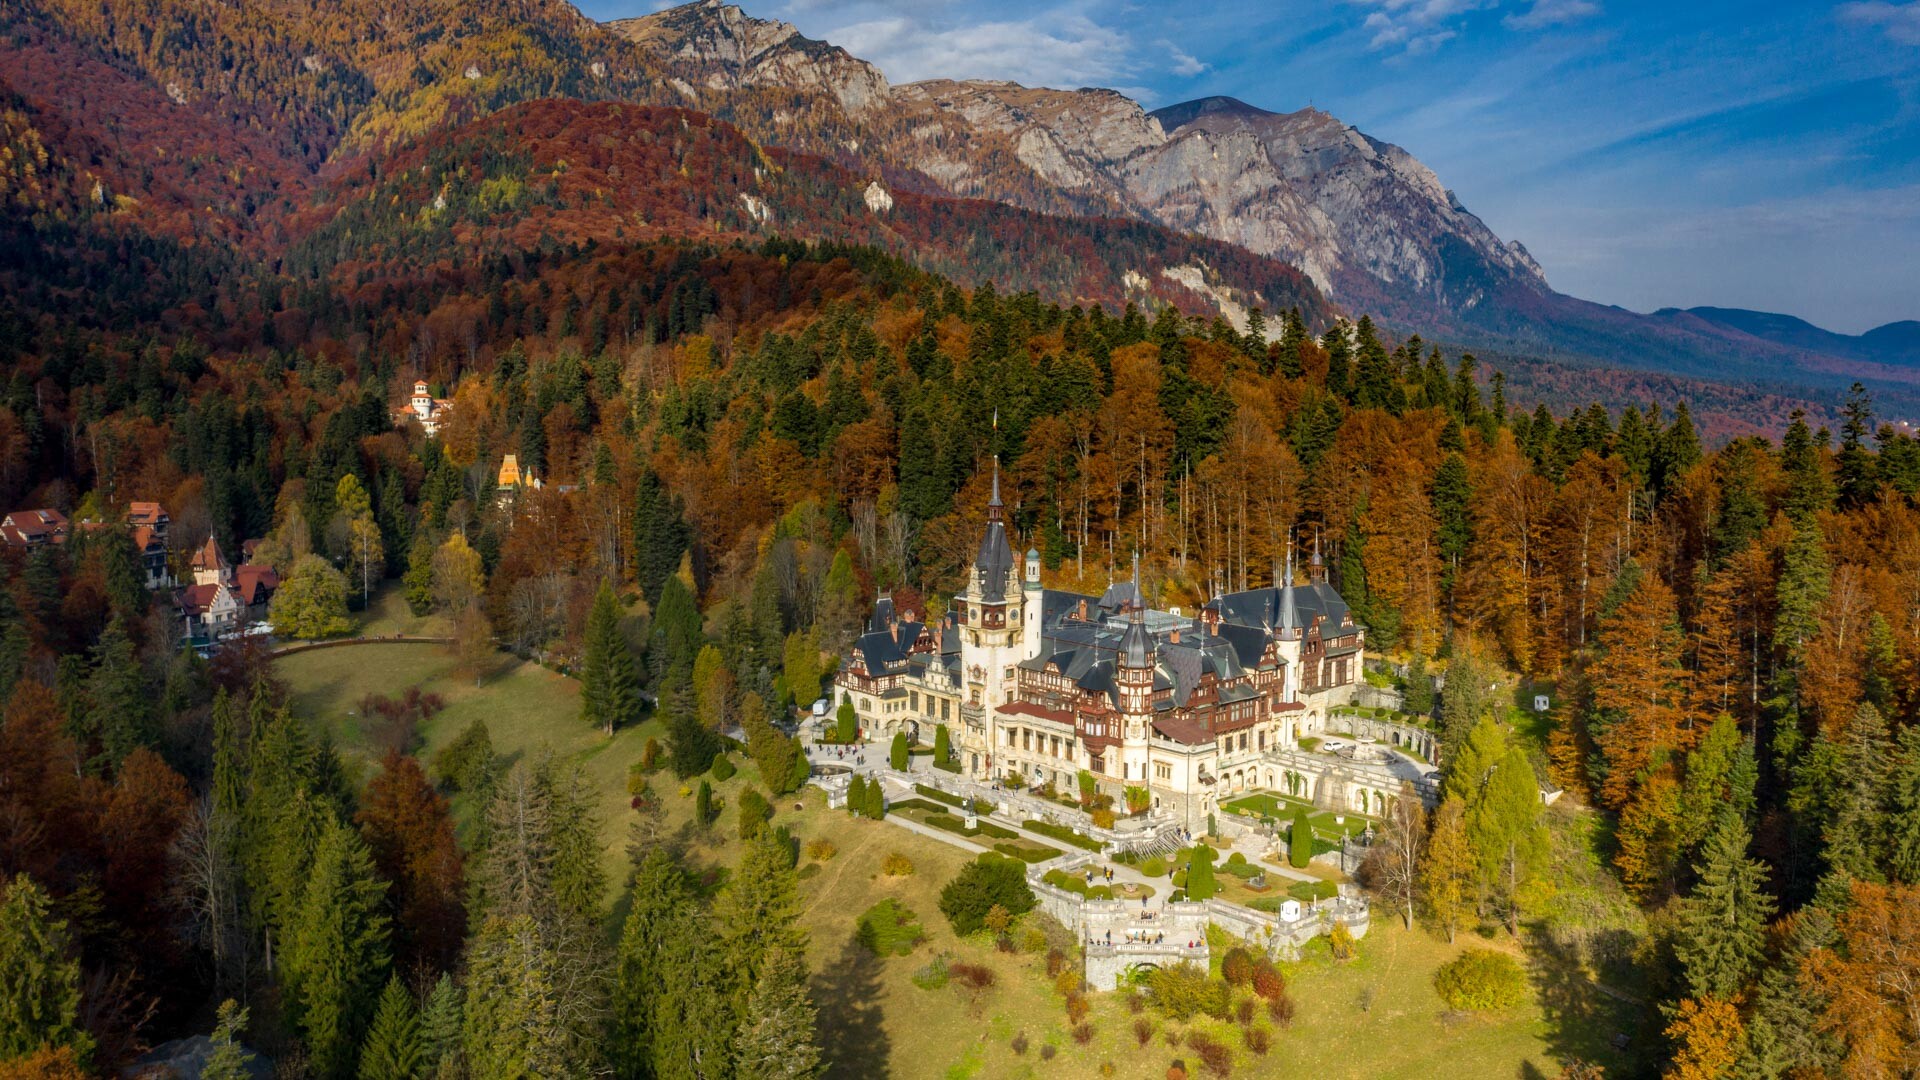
[1224,791,1375,836]
[353,582,452,638]
[277,639,1628,1078]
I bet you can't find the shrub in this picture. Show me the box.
[913,784,967,808]
[983,904,1013,934]
[1168,1061,1188,1080]
[1072,1023,1095,1045]
[1011,1032,1029,1056]
[737,787,771,839]
[1046,948,1067,977]
[911,956,950,990]
[1266,993,1295,1026]
[949,962,996,998]
[1285,880,1339,903]
[1133,1017,1155,1047]
[805,839,838,862]
[1221,948,1255,987]
[835,701,857,743]
[1251,962,1285,1002]
[881,852,915,877]
[1243,1025,1271,1056]
[710,754,736,782]
[1288,811,1313,868]
[1329,922,1357,962]
[696,780,714,827]
[856,898,927,957]
[1020,819,1105,851]
[1147,963,1231,1021]
[1039,1044,1056,1061]
[1234,998,1255,1026]
[1066,993,1090,1024]
[938,854,1036,936]
[1187,1032,1232,1077]
[1226,851,1246,866]
[1433,948,1528,1012]
[1054,968,1083,997]
[640,736,662,773]
[1127,992,1147,1015]
[934,723,953,765]
[1092,808,1117,829]
[1023,926,1050,953]
[1141,856,1169,877]
[889,731,909,770]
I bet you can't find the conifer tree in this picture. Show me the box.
[543,761,607,926]
[613,849,694,1074]
[650,575,703,685]
[417,975,463,1079]
[933,723,951,766]
[667,707,721,779]
[403,531,437,617]
[631,467,688,606]
[1421,797,1473,942]
[1888,724,1920,886]
[697,779,713,828]
[461,914,606,1078]
[1466,746,1548,934]
[1737,906,1839,1077]
[88,613,155,767]
[580,582,641,736]
[1675,817,1775,1001]
[732,946,824,1080]
[201,1000,255,1080]
[0,875,91,1063]
[889,731,908,771]
[846,774,866,817]
[716,832,807,1009]
[356,751,466,975]
[358,977,423,1080]
[284,819,392,1079]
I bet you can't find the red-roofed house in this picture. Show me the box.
[395,380,454,437]
[178,536,278,645]
[127,502,173,589]
[0,509,69,549]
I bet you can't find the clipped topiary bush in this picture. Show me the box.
[710,754,736,782]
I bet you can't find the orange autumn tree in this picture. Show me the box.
[1664,996,1745,1080]
[1589,567,1689,812]
[1803,879,1920,1077]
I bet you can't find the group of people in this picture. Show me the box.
[826,744,865,766]
[1083,866,1116,886]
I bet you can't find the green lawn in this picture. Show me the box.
[1223,792,1375,837]
[276,638,1628,1078]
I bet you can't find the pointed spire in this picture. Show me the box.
[1277,536,1300,637]
[989,455,1002,510]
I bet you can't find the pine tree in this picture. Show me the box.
[88,613,156,767]
[358,977,423,1080]
[580,583,641,736]
[201,1000,255,1080]
[0,875,92,1063]
[403,531,437,617]
[716,832,807,1009]
[613,849,694,1074]
[1834,382,1878,509]
[731,946,824,1080]
[284,819,392,1079]
[473,762,554,922]
[1889,725,1920,886]
[631,467,688,606]
[1675,818,1775,1001]
[543,761,606,926]
[650,575,703,685]
[417,975,463,1079]
[1822,703,1894,882]
[461,915,606,1078]
[1737,906,1840,1077]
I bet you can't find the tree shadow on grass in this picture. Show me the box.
[1527,924,1655,1077]
[813,934,891,1079]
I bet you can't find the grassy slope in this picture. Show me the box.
[275,597,1623,1079]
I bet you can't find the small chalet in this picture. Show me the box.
[128,501,173,589]
[178,536,280,646]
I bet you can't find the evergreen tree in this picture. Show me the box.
[889,731,908,771]
[613,849,696,1074]
[1185,844,1219,901]
[649,575,703,685]
[632,467,688,606]
[403,531,437,617]
[1821,703,1894,882]
[731,947,824,1080]
[1834,382,1877,508]
[358,977,423,1080]
[88,613,156,767]
[1737,906,1840,1078]
[1889,725,1920,886]
[417,975,463,1079]
[0,875,92,1063]
[667,708,722,779]
[716,832,807,1007]
[846,774,867,818]
[1675,818,1775,1001]
[285,819,392,1079]
[580,583,642,735]
[933,724,952,766]
[543,762,607,925]
[201,1000,256,1080]
[461,915,607,1078]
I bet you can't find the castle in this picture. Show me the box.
[836,466,1388,830]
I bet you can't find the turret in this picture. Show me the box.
[1277,545,1300,640]
[1025,547,1041,590]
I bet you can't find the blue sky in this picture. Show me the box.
[589,0,1920,333]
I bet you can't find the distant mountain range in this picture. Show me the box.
[2,0,1910,431]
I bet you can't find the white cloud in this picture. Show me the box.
[1350,0,1492,54]
[1838,0,1920,44]
[826,10,1134,87]
[1504,0,1600,30]
[1162,40,1209,76]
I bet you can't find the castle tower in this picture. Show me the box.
[1116,603,1156,784]
[958,460,1024,770]
[1021,546,1044,663]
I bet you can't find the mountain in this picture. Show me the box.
[1659,307,1920,369]
[606,7,1545,318]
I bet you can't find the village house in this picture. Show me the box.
[127,501,174,589]
[0,508,70,549]
[177,536,279,646]
[837,466,1409,830]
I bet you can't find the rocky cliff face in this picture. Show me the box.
[607,5,1551,317]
